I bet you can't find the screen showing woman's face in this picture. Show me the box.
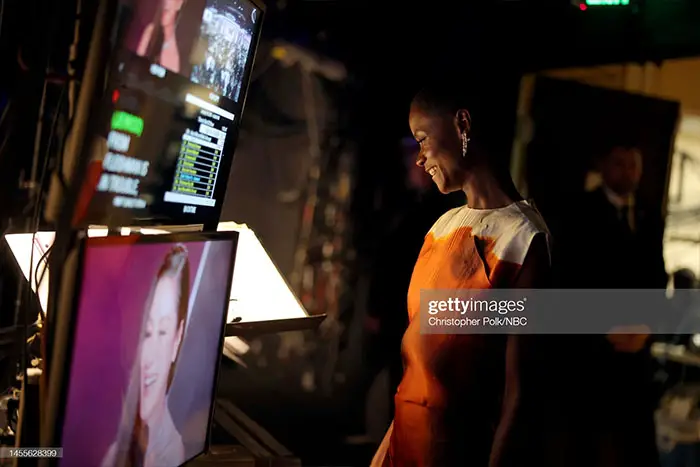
[140,276,181,422]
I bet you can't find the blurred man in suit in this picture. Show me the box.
[558,145,667,466]
[582,146,667,289]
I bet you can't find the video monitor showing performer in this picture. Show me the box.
[124,0,256,103]
[57,232,237,466]
[71,0,264,228]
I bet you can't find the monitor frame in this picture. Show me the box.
[43,230,239,466]
[64,0,267,230]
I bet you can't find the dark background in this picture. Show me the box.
[526,77,680,228]
[0,0,699,465]
[213,2,699,465]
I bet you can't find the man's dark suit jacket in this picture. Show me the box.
[552,186,667,467]
[565,187,667,290]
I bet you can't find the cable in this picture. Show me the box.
[53,0,82,192]
[13,76,69,431]
[0,0,4,43]
[25,79,67,306]
[0,99,11,130]
[35,245,51,292]
[0,100,13,162]
[34,245,52,322]
[31,86,67,321]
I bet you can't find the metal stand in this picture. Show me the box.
[200,318,327,466]
[191,399,299,467]
[13,370,41,467]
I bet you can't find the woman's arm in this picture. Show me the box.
[136,23,154,57]
[489,233,550,467]
[370,421,393,467]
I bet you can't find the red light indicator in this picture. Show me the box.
[112,89,120,103]
[579,3,587,10]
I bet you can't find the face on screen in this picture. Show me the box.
[140,276,183,422]
[57,237,239,467]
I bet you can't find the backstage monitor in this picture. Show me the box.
[56,231,237,466]
[73,0,265,228]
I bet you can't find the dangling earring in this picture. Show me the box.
[462,133,470,158]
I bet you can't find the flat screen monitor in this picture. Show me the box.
[73,0,265,228]
[56,231,237,466]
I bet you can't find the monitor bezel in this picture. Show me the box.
[51,230,239,466]
[74,0,267,230]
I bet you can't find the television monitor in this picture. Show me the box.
[54,231,237,466]
[72,0,265,228]
[4,223,312,363]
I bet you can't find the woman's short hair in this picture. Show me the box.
[412,75,479,120]
[412,73,516,179]
[412,74,495,145]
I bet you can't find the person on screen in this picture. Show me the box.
[101,245,190,467]
[137,0,186,74]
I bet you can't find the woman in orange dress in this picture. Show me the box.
[371,80,552,466]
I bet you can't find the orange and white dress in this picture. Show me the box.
[387,200,550,466]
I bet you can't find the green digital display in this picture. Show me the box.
[111,111,144,137]
[585,0,630,5]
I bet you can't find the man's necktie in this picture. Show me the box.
[619,205,633,236]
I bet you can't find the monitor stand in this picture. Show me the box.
[224,314,326,339]
[199,316,325,466]
[191,399,300,467]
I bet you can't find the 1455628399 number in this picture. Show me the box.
[0,448,63,458]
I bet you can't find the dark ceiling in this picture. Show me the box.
[254,0,700,144]
[264,0,700,75]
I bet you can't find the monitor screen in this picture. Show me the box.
[73,0,264,228]
[57,232,237,466]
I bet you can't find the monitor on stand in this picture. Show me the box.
[68,0,265,229]
[43,231,238,466]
